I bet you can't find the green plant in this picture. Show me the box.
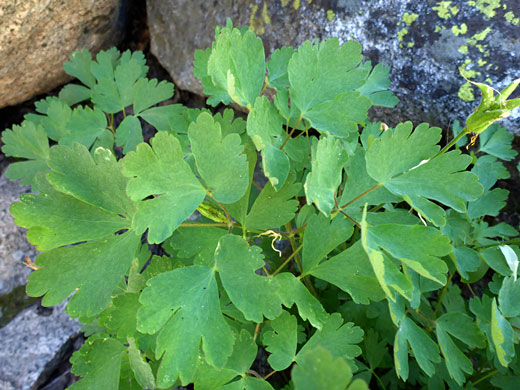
[2,20,520,389]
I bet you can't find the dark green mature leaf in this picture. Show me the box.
[59,106,108,148]
[115,116,143,154]
[245,174,300,230]
[274,273,329,330]
[27,97,71,141]
[166,226,227,266]
[138,265,234,387]
[122,131,206,243]
[267,46,295,90]
[499,276,520,318]
[222,377,275,390]
[394,317,441,380]
[215,235,282,322]
[13,146,140,317]
[1,121,49,189]
[194,329,259,390]
[262,144,290,191]
[453,247,481,279]
[301,214,353,273]
[127,337,156,389]
[296,313,363,361]
[288,38,370,135]
[310,240,385,304]
[356,62,399,107]
[304,135,348,216]
[467,188,509,219]
[292,346,367,390]
[188,112,249,203]
[263,310,298,370]
[207,25,265,107]
[479,124,518,161]
[70,337,126,390]
[435,312,486,385]
[99,293,141,339]
[491,298,515,367]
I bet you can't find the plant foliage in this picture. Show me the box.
[2,20,520,389]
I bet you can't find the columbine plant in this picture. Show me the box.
[2,20,520,389]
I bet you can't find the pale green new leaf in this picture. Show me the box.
[1,121,49,189]
[12,145,140,317]
[245,174,300,230]
[491,298,515,367]
[193,48,233,107]
[301,214,354,273]
[122,131,206,243]
[435,312,486,385]
[394,317,441,380]
[63,49,96,88]
[304,135,348,216]
[137,266,234,387]
[115,115,143,154]
[296,313,363,361]
[188,112,249,203]
[263,310,298,371]
[207,26,265,107]
[127,337,156,389]
[274,273,329,330]
[247,97,285,151]
[293,346,367,390]
[215,235,282,322]
[70,337,126,390]
[310,240,385,304]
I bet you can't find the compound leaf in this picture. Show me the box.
[132,78,174,115]
[216,235,283,322]
[127,337,156,389]
[499,276,520,318]
[288,38,370,135]
[267,46,295,90]
[63,49,96,89]
[13,146,140,318]
[491,298,515,367]
[394,317,441,380]
[275,273,329,330]
[356,62,399,107]
[297,313,363,361]
[263,310,298,371]
[188,112,249,203]
[302,214,354,273]
[436,312,486,385]
[471,155,510,192]
[310,240,385,304]
[245,174,300,230]
[304,135,348,216]
[1,121,49,189]
[293,346,367,390]
[479,124,517,161]
[122,131,206,243]
[222,377,274,390]
[60,106,108,149]
[137,265,234,387]
[115,116,144,154]
[70,337,126,390]
[207,25,265,107]
[99,293,141,339]
[193,47,233,107]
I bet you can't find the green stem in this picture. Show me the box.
[272,244,303,276]
[471,369,498,386]
[286,223,318,297]
[280,115,302,150]
[335,184,382,212]
[433,271,454,321]
[433,127,469,158]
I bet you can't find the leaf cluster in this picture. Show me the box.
[2,20,520,390]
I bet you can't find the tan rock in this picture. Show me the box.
[0,0,124,108]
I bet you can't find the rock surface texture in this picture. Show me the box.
[147,0,520,132]
[0,173,34,297]
[0,0,127,108]
[0,302,81,390]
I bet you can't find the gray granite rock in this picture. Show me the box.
[147,0,520,132]
[0,0,128,108]
[0,301,81,390]
[0,173,36,297]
